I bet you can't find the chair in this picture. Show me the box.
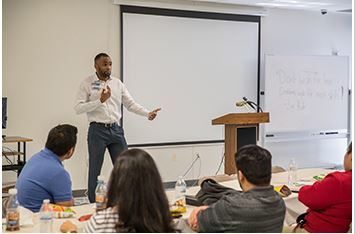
[198,174,237,186]
[272,166,286,173]
[2,196,10,218]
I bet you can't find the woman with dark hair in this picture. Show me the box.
[84,149,175,233]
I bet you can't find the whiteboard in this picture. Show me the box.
[264,55,349,135]
[121,8,260,145]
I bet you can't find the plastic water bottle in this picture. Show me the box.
[174,176,187,212]
[6,188,20,231]
[95,175,107,211]
[39,199,53,233]
[288,158,298,186]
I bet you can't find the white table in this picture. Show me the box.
[270,168,333,225]
[4,168,332,232]
[2,203,95,233]
[181,168,333,226]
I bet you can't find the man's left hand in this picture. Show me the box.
[188,205,209,232]
[148,108,161,120]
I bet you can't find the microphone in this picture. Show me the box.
[242,97,256,111]
[236,100,253,112]
[243,97,263,112]
[235,100,248,107]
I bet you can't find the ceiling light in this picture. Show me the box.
[306,2,333,6]
[274,0,300,3]
[255,2,290,7]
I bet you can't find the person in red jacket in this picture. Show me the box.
[296,142,352,233]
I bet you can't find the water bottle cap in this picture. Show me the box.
[98,175,105,181]
[43,199,50,203]
[8,188,17,195]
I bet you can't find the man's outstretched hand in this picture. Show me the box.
[148,108,161,120]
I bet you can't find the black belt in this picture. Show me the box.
[90,122,117,128]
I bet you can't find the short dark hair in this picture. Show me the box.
[94,53,110,63]
[45,124,78,156]
[235,144,272,186]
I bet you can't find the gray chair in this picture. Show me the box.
[2,196,10,218]
[272,166,286,173]
[198,174,237,186]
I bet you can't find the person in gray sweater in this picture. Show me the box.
[188,145,286,233]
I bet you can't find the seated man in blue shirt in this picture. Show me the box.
[188,145,286,232]
[16,124,77,212]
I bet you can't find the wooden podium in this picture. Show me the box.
[212,113,269,174]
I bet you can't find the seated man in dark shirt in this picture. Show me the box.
[188,145,286,232]
[16,124,77,212]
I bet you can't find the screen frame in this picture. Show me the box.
[120,5,261,147]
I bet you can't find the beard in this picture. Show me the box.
[103,70,111,77]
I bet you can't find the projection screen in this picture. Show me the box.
[121,6,260,146]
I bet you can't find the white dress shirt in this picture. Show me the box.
[75,74,149,125]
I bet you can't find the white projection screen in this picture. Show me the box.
[121,6,260,146]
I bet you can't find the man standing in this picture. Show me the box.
[188,145,286,232]
[16,124,77,212]
[75,53,161,203]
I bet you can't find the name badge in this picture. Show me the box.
[91,81,103,90]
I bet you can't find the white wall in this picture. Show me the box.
[260,8,352,169]
[2,0,121,188]
[2,0,352,190]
